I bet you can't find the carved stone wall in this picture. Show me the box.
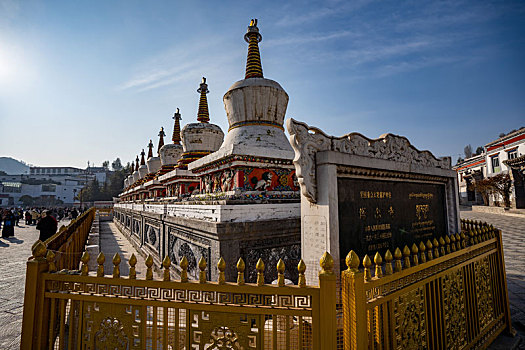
[167,226,212,281]
[287,118,451,204]
[240,236,300,284]
[287,118,459,283]
[114,207,300,284]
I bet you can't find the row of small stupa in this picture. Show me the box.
[121,19,298,202]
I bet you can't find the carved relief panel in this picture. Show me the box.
[167,226,211,281]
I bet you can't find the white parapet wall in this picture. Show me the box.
[114,202,300,223]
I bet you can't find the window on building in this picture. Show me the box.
[491,156,500,173]
[507,149,518,160]
[2,182,22,193]
[42,184,56,192]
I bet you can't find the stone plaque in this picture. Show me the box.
[302,215,327,276]
[337,178,447,258]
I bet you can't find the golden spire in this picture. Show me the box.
[196,78,210,123]
[244,19,263,79]
[157,127,165,155]
[147,140,153,159]
[140,149,145,166]
[172,108,182,144]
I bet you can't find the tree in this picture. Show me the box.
[19,195,35,206]
[111,158,123,171]
[489,173,513,208]
[102,161,109,170]
[469,173,513,207]
[83,178,102,202]
[456,157,463,165]
[464,144,473,159]
[475,146,484,155]
[469,178,492,205]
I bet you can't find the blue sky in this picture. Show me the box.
[1,0,524,168]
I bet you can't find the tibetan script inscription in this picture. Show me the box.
[338,178,447,257]
[303,215,327,271]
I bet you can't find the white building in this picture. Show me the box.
[0,165,111,207]
[454,127,525,208]
[453,154,486,205]
[0,174,85,207]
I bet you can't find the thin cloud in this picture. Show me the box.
[275,0,374,27]
[116,36,243,93]
[265,30,357,47]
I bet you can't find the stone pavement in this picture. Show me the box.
[461,209,525,349]
[0,220,69,350]
[98,220,160,279]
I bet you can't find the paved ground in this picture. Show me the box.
[98,221,160,279]
[0,220,69,350]
[0,219,156,349]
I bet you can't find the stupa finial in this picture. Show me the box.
[196,78,210,123]
[135,156,139,171]
[158,127,165,155]
[173,108,182,144]
[244,19,263,79]
[140,149,146,166]
[147,140,154,159]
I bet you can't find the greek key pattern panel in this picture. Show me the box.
[442,269,467,349]
[365,242,497,301]
[393,286,427,349]
[45,280,314,311]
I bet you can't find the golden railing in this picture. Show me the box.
[21,217,511,349]
[43,208,96,270]
[342,219,512,349]
[97,207,113,220]
[20,246,337,349]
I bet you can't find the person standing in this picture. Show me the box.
[2,209,15,238]
[25,210,31,225]
[36,210,58,242]
[31,209,39,225]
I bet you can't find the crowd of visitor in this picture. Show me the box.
[0,207,81,240]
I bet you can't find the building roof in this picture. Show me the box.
[452,154,485,171]
[485,127,525,152]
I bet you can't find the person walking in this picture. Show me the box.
[36,210,58,242]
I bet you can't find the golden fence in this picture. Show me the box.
[43,208,96,270]
[341,219,512,350]
[21,245,336,349]
[97,207,114,219]
[21,217,511,349]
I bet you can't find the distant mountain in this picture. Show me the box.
[0,157,30,174]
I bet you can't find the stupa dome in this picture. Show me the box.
[160,144,183,165]
[178,78,224,168]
